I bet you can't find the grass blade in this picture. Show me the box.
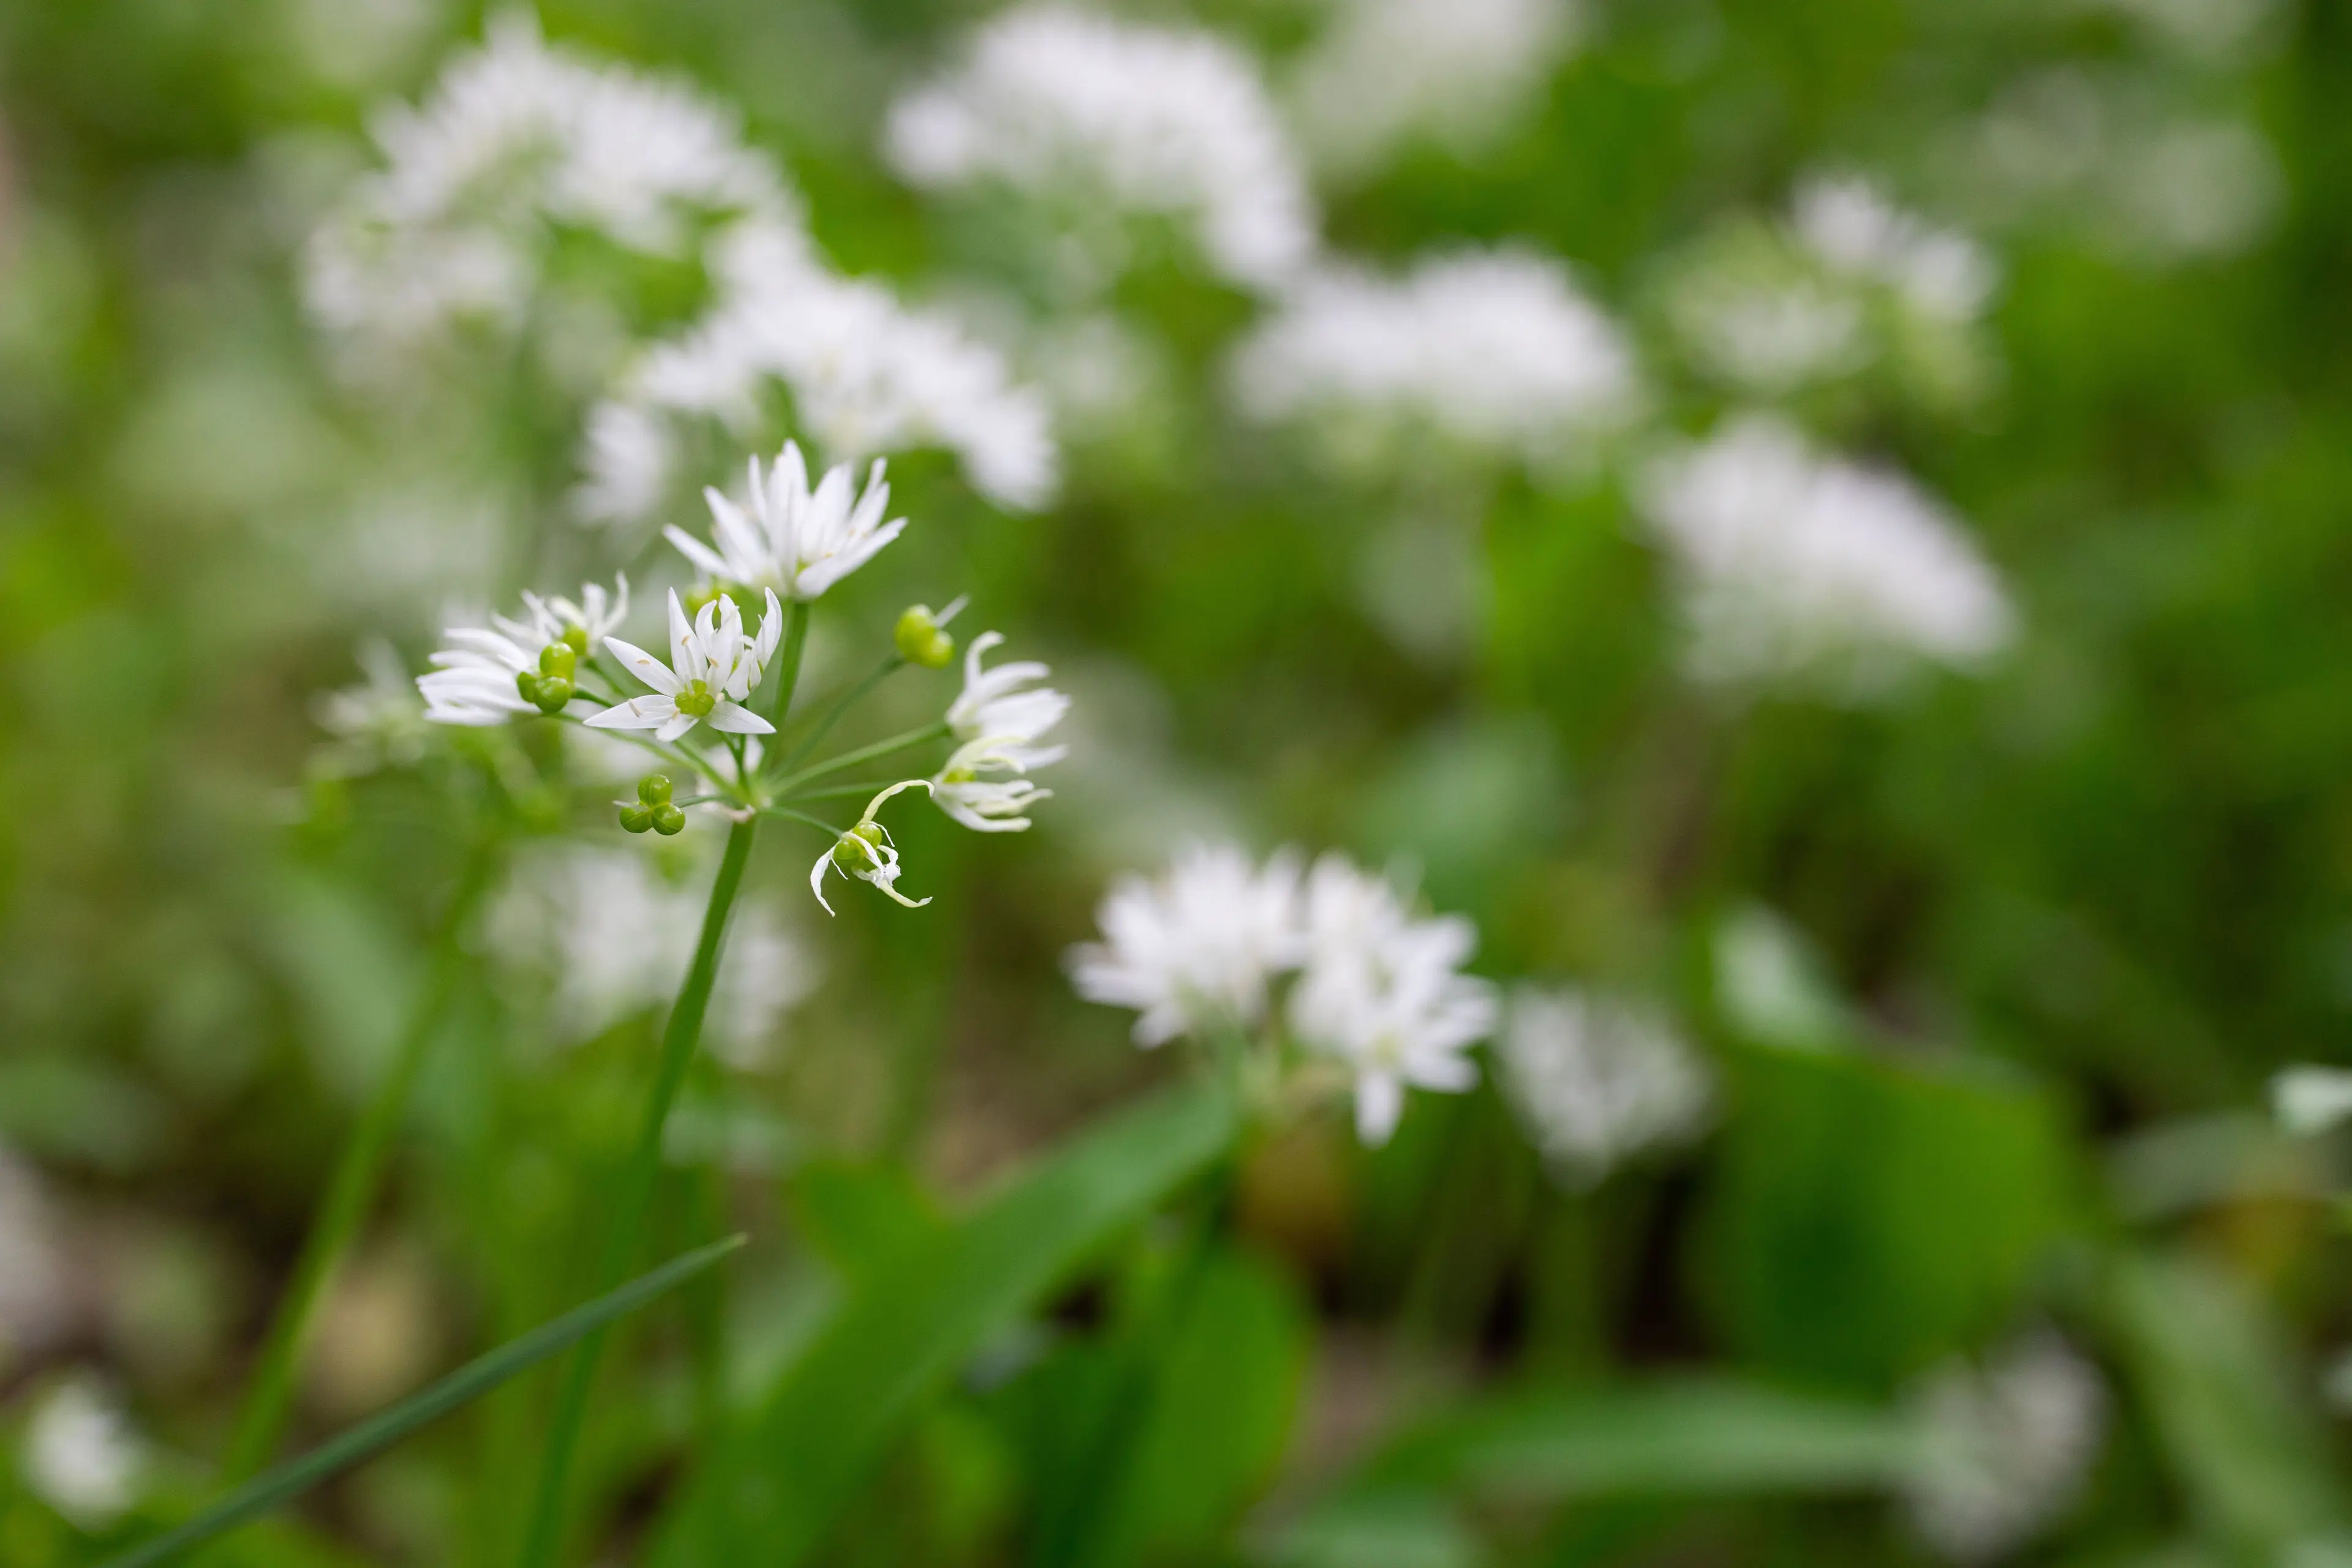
[102,1234,747,1568]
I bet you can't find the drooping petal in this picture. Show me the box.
[810,850,839,916]
[1355,1071,1406,1145]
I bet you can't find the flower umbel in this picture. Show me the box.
[666,442,905,602]
[811,780,935,915]
[1069,843,1303,1047]
[587,588,782,742]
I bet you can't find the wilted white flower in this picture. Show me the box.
[2273,1066,2352,1137]
[1286,854,1498,1144]
[1499,987,1713,1183]
[931,736,1053,833]
[1231,247,1639,477]
[884,5,1315,293]
[948,632,1069,774]
[1069,843,1305,1046]
[0,1150,70,1365]
[667,443,907,603]
[588,588,783,742]
[21,1376,146,1530]
[1637,416,2015,700]
[811,780,935,915]
[1290,0,1584,180]
[314,638,432,774]
[1902,1332,2106,1562]
[578,244,1057,524]
[305,15,793,364]
[487,846,816,1061]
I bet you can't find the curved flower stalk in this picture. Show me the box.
[1069,845,1494,1144]
[810,780,935,914]
[666,443,905,602]
[587,588,782,741]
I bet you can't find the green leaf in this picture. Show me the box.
[654,1081,1237,1568]
[97,1235,746,1568]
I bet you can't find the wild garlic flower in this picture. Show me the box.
[931,737,1052,833]
[665,443,905,603]
[2273,1066,2352,1136]
[1499,987,1714,1185]
[21,1376,146,1530]
[1069,843,1305,1047]
[811,780,935,914]
[883,5,1316,293]
[1637,416,2015,701]
[587,588,782,742]
[1231,247,1640,478]
[418,586,606,726]
[1286,857,1498,1145]
[1902,1332,2106,1563]
[948,632,1070,773]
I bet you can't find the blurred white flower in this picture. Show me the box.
[1286,856,1498,1145]
[1231,247,1639,478]
[2272,1066,2352,1136]
[1792,174,1999,323]
[1068,843,1305,1047]
[588,588,783,743]
[884,5,1316,293]
[1712,904,1855,1050]
[811,780,935,915]
[487,845,816,1065]
[314,638,432,775]
[1902,1332,2106,1562]
[1499,987,1713,1183]
[578,235,1057,524]
[0,1150,70,1366]
[305,14,794,366]
[667,443,906,603]
[1637,416,2015,701]
[948,631,1070,774]
[20,1376,146,1531]
[1289,0,1584,181]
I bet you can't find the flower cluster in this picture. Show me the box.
[1069,845,1497,1144]
[1230,247,1640,481]
[883,5,1316,295]
[1901,1332,2106,1562]
[1498,987,1714,1186]
[1637,416,2015,701]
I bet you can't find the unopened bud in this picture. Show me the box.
[832,820,886,870]
[529,677,574,715]
[562,626,590,657]
[894,606,956,669]
[538,643,576,680]
[619,803,655,834]
[652,803,687,836]
[516,670,543,704]
[636,774,673,807]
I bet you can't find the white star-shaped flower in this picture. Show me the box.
[586,588,782,742]
[665,442,907,602]
[930,735,1052,832]
[946,631,1069,772]
[811,780,935,914]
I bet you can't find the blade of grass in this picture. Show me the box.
[103,1235,747,1568]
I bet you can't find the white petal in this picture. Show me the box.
[602,637,682,696]
[655,710,699,742]
[665,525,731,581]
[706,700,774,735]
[810,850,838,915]
[1355,1072,1405,1145]
[585,696,678,730]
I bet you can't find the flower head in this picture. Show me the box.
[811,780,935,914]
[931,736,1052,833]
[1499,987,1713,1185]
[948,631,1069,772]
[1068,843,1303,1047]
[586,588,781,742]
[21,1376,146,1530]
[666,443,905,602]
[1902,1332,2106,1563]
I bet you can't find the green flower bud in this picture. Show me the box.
[529,677,574,715]
[516,669,544,704]
[894,605,957,669]
[619,803,655,834]
[562,625,590,657]
[674,681,716,717]
[538,642,576,680]
[832,821,886,871]
[636,774,673,807]
[652,802,687,836]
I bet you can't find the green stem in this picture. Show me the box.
[221,846,500,1482]
[778,781,908,804]
[760,602,812,731]
[760,805,848,837]
[771,721,952,796]
[777,655,903,773]
[516,813,761,1568]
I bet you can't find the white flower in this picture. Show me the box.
[1286,856,1498,1144]
[417,590,588,726]
[2274,1066,2352,1136]
[1665,264,1872,397]
[1903,1332,2106,1563]
[932,736,1052,833]
[1231,247,1639,477]
[1499,987,1713,1183]
[0,1148,70,1364]
[1792,173,1999,323]
[1068,843,1304,1047]
[810,780,935,915]
[947,631,1069,773]
[666,443,905,603]
[1289,0,1585,181]
[586,588,782,742]
[884,5,1315,292]
[525,575,631,648]
[21,1376,146,1530]
[315,638,432,773]
[1637,416,2016,701]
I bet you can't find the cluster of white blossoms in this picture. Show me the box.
[488,846,815,1067]
[1637,417,2016,701]
[1287,0,1586,182]
[1231,247,1640,480]
[884,5,1317,296]
[1498,987,1714,1185]
[416,441,1070,915]
[1901,1332,2106,1562]
[1069,845,1497,1144]
[1659,173,1998,406]
[20,1376,148,1531]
